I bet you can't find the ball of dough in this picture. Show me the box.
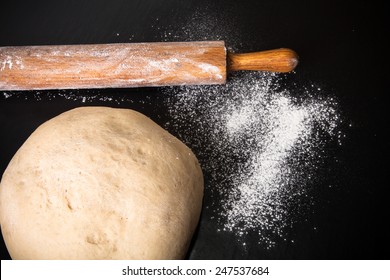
[0,106,203,259]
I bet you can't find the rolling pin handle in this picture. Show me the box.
[227,48,299,73]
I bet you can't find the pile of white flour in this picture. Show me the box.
[163,72,342,247]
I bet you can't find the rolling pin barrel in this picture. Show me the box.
[0,41,298,90]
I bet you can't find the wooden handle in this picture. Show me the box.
[228,48,298,72]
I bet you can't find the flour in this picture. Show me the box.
[1,55,16,71]
[153,6,344,247]
[162,72,342,248]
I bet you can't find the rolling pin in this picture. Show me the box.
[0,41,298,90]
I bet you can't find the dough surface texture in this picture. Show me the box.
[0,106,203,259]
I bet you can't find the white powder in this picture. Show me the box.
[1,55,13,71]
[1,89,130,104]
[155,6,343,248]
[162,72,342,248]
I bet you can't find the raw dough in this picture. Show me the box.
[0,106,203,259]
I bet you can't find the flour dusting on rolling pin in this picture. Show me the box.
[0,41,298,90]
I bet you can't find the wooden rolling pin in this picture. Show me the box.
[0,41,298,90]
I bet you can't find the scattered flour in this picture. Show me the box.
[156,5,343,248]
[162,72,342,248]
[0,55,18,71]
[1,89,131,104]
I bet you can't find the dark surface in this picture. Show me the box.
[0,0,387,259]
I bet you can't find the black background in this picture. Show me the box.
[0,0,387,259]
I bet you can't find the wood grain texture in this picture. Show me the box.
[0,41,226,90]
[228,48,298,72]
